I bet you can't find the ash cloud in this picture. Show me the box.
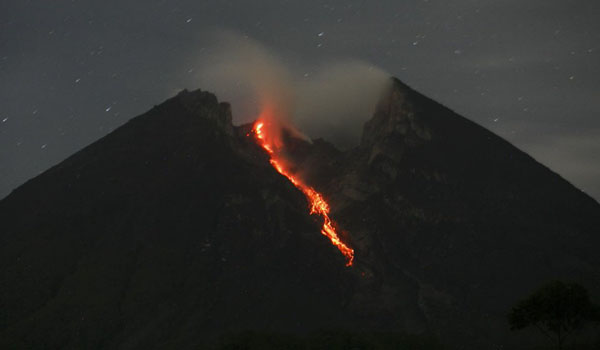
[295,62,391,148]
[196,32,391,149]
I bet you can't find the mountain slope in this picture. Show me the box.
[0,90,362,349]
[290,78,600,346]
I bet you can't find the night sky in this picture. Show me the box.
[1,0,599,200]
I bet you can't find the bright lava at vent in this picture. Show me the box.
[252,120,355,267]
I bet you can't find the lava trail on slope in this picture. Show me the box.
[251,120,354,266]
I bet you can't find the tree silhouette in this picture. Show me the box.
[508,281,600,349]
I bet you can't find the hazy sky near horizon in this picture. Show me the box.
[1,0,599,200]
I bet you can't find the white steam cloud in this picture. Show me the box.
[196,31,391,148]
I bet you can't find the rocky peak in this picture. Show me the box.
[176,88,234,135]
[361,79,432,149]
[359,79,432,167]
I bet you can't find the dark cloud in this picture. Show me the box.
[1,0,599,200]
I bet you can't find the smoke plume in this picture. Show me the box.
[197,31,391,148]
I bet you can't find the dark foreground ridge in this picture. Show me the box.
[1,79,599,349]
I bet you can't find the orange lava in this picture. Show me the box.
[252,120,354,266]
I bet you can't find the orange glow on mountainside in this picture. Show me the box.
[252,120,354,267]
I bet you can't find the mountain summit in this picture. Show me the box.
[1,79,599,349]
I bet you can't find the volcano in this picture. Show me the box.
[1,78,599,349]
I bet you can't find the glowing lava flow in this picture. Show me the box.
[253,121,355,266]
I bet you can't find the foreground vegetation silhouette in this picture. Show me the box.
[509,281,600,349]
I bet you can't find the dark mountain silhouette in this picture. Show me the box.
[1,78,599,349]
